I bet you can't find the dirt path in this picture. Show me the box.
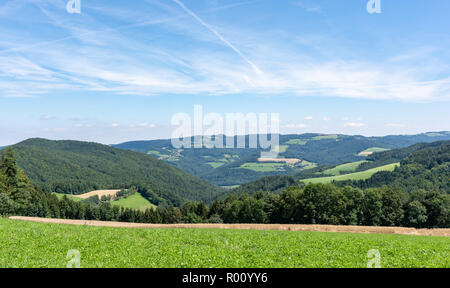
[9,216,449,236]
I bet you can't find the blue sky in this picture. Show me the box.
[0,0,449,145]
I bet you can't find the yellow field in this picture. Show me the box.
[73,189,121,199]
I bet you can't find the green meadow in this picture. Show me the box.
[111,193,156,211]
[322,161,367,176]
[240,162,285,172]
[53,193,83,202]
[302,163,399,184]
[0,218,448,268]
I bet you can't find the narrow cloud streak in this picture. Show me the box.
[172,0,264,77]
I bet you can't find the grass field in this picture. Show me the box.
[147,150,170,159]
[207,162,226,168]
[53,193,83,202]
[302,163,399,184]
[278,145,289,153]
[286,139,307,145]
[312,135,338,141]
[358,147,390,156]
[0,218,448,268]
[240,162,285,172]
[322,161,367,176]
[111,193,156,211]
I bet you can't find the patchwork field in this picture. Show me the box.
[301,163,399,184]
[2,218,448,268]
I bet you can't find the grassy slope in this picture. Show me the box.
[111,193,156,211]
[362,147,390,153]
[1,219,448,268]
[240,163,285,172]
[301,163,399,184]
[322,161,367,176]
[53,193,83,202]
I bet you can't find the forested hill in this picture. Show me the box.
[7,138,223,205]
[230,140,450,196]
[340,141,450,193]
[113,132,450,186]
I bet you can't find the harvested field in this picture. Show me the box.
[73,189,120,199]
[9,216,450,236]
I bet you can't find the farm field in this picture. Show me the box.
[73,189,121,199]
[286,139,307,145]
[278,145,289,153]
[312,135,338,141]
[301,163,399,184]
[111,193,156,211]
[53,193,83,202]
[1,218,448,268]
[322,161,367,176]
[207,162,226,168]
[358,147,390,156]
[240,162,285,172]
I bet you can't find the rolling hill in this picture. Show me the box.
[114,132,450,186]
[6,138,223,205]
[300,163,400,184]
[225,140,450,196]
[343,140,450,193]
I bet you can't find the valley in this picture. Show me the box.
[114,132,450,186]
[1,133,449,269]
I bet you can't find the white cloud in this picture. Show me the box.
[304,116,313,120]
[344,122,366,128]
[0,0,449,102]
[138,122,156,128]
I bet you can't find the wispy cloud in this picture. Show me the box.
[0,0,449,102]
[293,1,321,13]
[172,0,263,76]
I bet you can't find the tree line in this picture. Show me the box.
[1,147,448,228]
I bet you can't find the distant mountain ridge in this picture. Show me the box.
[113,132,450,186]
[5,138,223,206]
